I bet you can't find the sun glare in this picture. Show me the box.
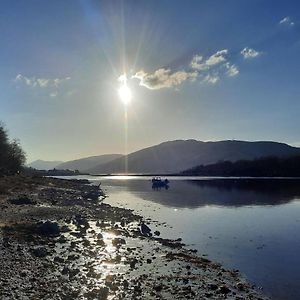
[118,84,132,106]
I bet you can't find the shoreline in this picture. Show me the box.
[0,175,269,299]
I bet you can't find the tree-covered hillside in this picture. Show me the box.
[182,156,300,177]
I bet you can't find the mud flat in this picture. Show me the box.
[0,175,269,299]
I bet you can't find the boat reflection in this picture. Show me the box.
[104,178,300,209]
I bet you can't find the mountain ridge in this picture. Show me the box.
[56,154,123,172]
[27,160,64,170]
[86,140,300,174]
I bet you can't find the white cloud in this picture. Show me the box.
[190,55,204,70]
[132,68,197,90]
[225,63,239,77]
[53,77,71,87]
[118,73,128,84]
[190,49,228,71]
[15,74,71,88]
[279,16,295,26]
[132,48,242,90]
[206,49,228,66]
[203,74,219,84]
[49,92,58,98]
[240,47,261,59]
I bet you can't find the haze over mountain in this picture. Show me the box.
[87,140,300,175]
[56,154,123,172]
[28,160,63,170]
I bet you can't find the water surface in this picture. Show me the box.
[64,176,300,300]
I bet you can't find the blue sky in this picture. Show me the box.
[1,0,300,162]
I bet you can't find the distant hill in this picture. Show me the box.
[87,140,300,175]
[181,155,300,177]
[28,160,63,170]
[56,154,123,172]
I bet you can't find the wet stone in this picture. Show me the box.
[112,238,126,247]
[217,285,231,294]
[37,221,60,236]
[9,195,36,205]
[32,247,48,258]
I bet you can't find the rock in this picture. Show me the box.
[2,237,10,247]
[96,239,105,246]
[140,222,151,236]
[217,285,231,294]
[74,214,89,227]
[32,247,48,258]
[154,284,163,292]
[67,254,79,261]
[10,195,36,205]
[112,238,126,247]
[20,270,28,277]
[237,282,246,291]
[54,256,64,263]
[208,283,218,290]
[83,190,101,201]
[160,238,184,248]
[82,239,90,247]
[69,268,80,278]
[37,221,60,236]
[123,280,129,289]
[57,236,67,243]
[61,267,70,275]
[189,249,198,253]
[129,258,138,269]
[85,287,109,300]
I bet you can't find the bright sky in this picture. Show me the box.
[1,0,300,162]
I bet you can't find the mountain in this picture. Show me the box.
[28,160,63,170]
[87,140,300,175]
[56,154,123,172]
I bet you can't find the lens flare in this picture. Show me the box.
[118,84,132,105]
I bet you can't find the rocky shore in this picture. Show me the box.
[0,175,269,299]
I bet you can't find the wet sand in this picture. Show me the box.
[0,175,269,299]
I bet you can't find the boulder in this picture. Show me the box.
[37,221,60,236]
[32,247,48,258]
[10,195,36,205]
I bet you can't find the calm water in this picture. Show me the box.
[64,176,300,299]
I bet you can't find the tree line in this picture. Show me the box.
[181,156,300,177]
[0,122,26,174]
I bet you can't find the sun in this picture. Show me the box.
[118,84,132,106]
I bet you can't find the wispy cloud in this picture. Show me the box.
[279,16,295,27]
[15,74,71,88]
[225,63,239,77]
[190,55,204,70]
[190,49,228,70]
[14,74,71,97]
[240,47,261,59]
[203,74,219,84]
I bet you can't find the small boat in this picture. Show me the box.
[151,177,169,189]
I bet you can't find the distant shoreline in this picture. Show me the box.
[88,173,300,180]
